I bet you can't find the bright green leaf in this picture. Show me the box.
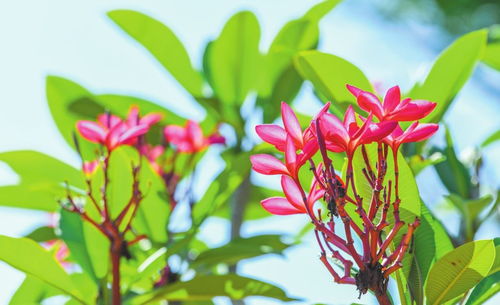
[59,209,109,281]
[108,10,204,96]
[410,30,488,124]
[294,50,373,113]
[465,272,500,305]
[208,11,261,106]
[481,129,500,148]
[129,274,296,304]
[9,276,61,305]
[191,235,291,269]
[0,235,87,305]
[425,240,496,305]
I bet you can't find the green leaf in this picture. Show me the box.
[481,129,500,148]
[408,152,445,176]
[9,276,61,305]
[208,11,261,106]
[347,143,421,229]
[294,50,373,113]
[258,0,341,122]
[46,76,99,156]
[0,150,84,211]
[0,235,87,304]
[24,226,57,243]
[128,274,296,304]
[407,204,454,305]
[482,25,500,71]
[191,235,291,269]
[465,272,500,305]
[432,127,472,198]
[108,10,204,96]
[133,155,170,244]
[410,30,488,124]
[59,209,109,281]
[425,240,496,305]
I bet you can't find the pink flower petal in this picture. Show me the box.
[357,92,384,120]
[140,113,163,127]
[320,113,349,149]
[208,134,226,145]
[250,154,289,176]
[344,105,360,136]
[126,105,140,126]
[98,114,122,129]
[261,197,305,215]
[281,102,303,147]
[383,86,401,113]
[164,125,187,144]
[362,120,397,144]
[285,136,297,175]
[186,120,205,150]
[76,121,107,143]
[281,175,304,209]
[312,102,331,121]
[401,123,438,143]
[118,124,149,146]
[346,84,363,97]
[388,99,437,121]
[255,124,287,150]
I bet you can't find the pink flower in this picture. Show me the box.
[82,160,99,176]
[250,135,311,178]
[164,120,225,153]
[346,85,436,122]
[319,106,397,156]
[256,102,322,154]
[76,106,162,151]
[384,122,439,152]
[261,175,325,215]
[139,144,165,174]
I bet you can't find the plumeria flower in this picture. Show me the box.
[261,175,325,215]
[139,144,165,174]
[384,122,439,152]
[346,84,436,122]
[164,120,225,153]
[319,106,397,156]
[76,106,162,151]
[250,136,310,178]
[43,240,71,268]
[82,160,99,177]
[256,102,322,159]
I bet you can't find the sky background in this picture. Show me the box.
[0,0,499,304]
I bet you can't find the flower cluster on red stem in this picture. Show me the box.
[69,106,225,305]
[251,84,438,299]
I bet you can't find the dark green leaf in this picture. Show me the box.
[432,127,472,198]
[465,271,500,305]
[108,10,204,96]
[24,226,57,243]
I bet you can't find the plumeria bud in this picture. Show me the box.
[82,160,99,177]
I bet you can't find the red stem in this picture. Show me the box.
[110,243,121,305]
[375,292,392,305]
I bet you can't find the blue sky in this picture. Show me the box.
[0,0,499,304]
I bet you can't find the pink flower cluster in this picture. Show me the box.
[76,106,225,175]
[250,85,437,294]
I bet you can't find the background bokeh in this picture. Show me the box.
[0,0,498,304]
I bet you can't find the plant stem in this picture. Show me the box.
[375,292,392,305]
[110,242,122,305]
